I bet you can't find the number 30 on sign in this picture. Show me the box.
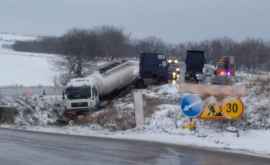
[221,97,244,120]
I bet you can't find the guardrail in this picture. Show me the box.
[0,105,11,108]
[0,86,63,97]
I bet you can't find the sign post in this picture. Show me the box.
[133,90,144,129]
[179,94,204,130]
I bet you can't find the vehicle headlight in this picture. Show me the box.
[174,59,179,63]
[168,59,172,63]
[196,74,203,80]
[176,68,180,72]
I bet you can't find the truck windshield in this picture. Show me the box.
[65,86,91,100]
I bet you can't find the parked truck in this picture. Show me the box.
[137,52,169,87]
[185,50,206,82]
[63,60,139,118]
[179,51,242,97]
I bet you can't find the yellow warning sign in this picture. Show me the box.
[221,97,244,120]
[199,102,225,120]
[199,98,225,120]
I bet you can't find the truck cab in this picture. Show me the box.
[63,78,99,118]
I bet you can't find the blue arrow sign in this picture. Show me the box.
[180,94,203,118]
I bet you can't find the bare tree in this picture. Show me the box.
[95,26,133,59]
[135,36,168,53]
[11,26,270,73]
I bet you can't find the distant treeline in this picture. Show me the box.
[12,25,270,78]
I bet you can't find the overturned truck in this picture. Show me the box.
[63,60,139,119]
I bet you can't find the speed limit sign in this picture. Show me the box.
[221,97,244,120]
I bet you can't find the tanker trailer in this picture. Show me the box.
[63,60,139,114]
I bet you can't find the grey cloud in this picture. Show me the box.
[0,0,269,43]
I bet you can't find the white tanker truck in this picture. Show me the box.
[63,60,139,113]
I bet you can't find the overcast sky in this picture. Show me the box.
[0,0,269,43]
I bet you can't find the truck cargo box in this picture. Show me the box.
[139,53,169,83]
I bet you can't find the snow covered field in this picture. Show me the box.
[0,33,58,86]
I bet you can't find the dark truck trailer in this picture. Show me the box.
[138,53,169,87]
[185,50,206,82]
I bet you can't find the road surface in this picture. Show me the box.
[0,128,269,165]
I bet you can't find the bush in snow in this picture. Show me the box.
[13,96,64,126]
[241,76,270,129]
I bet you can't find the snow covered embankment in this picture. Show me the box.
[2,68,270,157]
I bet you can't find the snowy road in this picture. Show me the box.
[0,128,269,165]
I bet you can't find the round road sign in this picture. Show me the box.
[221,97,244,120]
[180,94,203,118]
